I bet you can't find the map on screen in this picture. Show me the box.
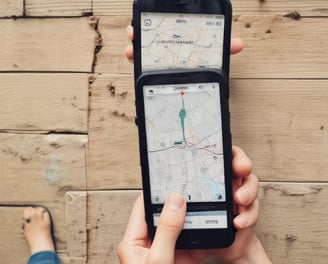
[141,13,225,72]
[144,82,226,204]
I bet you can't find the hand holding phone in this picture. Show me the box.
[118,147,268,263]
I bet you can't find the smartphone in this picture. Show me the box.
[135,69,235,249]
[132,0,232,94]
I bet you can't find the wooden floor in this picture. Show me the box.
[0,1,327,263]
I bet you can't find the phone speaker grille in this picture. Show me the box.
[174,0,192,5]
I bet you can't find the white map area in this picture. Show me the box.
[141,12,225,72]
[144,82,226,204]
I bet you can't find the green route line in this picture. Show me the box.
[179,108,186,141]
[179,91,186,141]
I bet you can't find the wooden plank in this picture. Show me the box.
[88,75,327,187]
[87,190,141,264]
[64,191,87,263]
[0,192,87,264]
[0,133,87,203]
[88,74,141,190]
[232,0,328,16]
[0,73,88,133]
[94,16,133,74]
[231,16,328,78]
[0,206,31,264]
[230,79,328,182]
[94,16,328,79]
[256,183,328,263]
[86,184,328,264]
[0,0,23,17]
[93,0,328,16]
[25,0,92,17]
[0,18,96,72]
[93,0,132,16]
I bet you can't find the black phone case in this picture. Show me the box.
[135,69,235,249]
[132,0,232,97]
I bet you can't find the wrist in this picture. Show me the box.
[230,236,272,264]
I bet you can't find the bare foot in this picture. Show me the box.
[22,207,55,255]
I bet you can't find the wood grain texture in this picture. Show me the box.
[26,0,92,16]
[92,0,328,16]
[231,0,328,16]
[86,184,328,264]
[231,16,328,78]
[0,18,96,72]
[0,133,87,203]
[88,74,141,190]
[65,191,87,263]
[0,207,31,264]
[230,79,328,182]
[93,0,132,16]
[256,183,328,263]
[0,133,88,262]
[95,16,133,74]
[87,190,141,264]
[0,73,89,133]
[94,16,328,78]
[0,0,23,17]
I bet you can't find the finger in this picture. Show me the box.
[125,45,134,62]
[234,173,259,206]
[126,25,133,41]
[232,146,253,178]
[147,193,186,264]
[231,37,244,55]
[234,199,259,230]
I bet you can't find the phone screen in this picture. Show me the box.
[141,13,225,72]
[143,81,228,229]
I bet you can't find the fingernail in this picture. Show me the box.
[235,215,248,228]
[166,193,185,211]
[238,189,250,204]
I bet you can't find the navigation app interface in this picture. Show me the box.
[141,13,225,72]
[144,82,226,205]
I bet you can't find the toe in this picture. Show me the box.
[22,207,35,220]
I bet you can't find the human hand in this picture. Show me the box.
[125,25,244,62]
[118,192,186,264]
[118,147,270,264]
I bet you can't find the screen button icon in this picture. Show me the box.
[144,19,152,26]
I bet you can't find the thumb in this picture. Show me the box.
[146,192,186,264]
